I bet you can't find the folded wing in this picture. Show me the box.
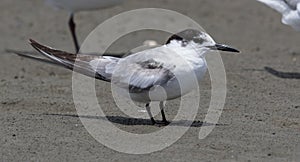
[28,39,175,93]
[112,55,176,93]
[29,39,118,81]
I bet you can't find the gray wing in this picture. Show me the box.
[6,49,62,66]
[285,0,300,9]
[29,39,176,93]
[112,49,176,93]
[298,3,300,16]
[29,39,119,82]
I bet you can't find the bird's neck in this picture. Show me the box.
[165,40,207,69]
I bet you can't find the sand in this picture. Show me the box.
[0,0,300,161]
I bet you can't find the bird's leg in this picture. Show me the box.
[160,101,169,124]
[68,13,80,53]
[145,103,156,125]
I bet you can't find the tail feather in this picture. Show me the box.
[6,49,62,66]
[28,39,111,81]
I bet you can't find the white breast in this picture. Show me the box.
[115,45,208,103]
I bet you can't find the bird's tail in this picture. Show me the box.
[14,39,113,81]
[6,49,62,66]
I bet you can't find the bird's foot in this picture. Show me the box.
[150,118,156,125]
[152,120,170,127]
[161,120,170,126]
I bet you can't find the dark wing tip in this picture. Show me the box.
[29,39,39,47]
[29,39,35,43]
[28,39,46,52]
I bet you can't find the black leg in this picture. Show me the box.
[145,103,156,125]
[68,13,80,53]
[159,101,169,124]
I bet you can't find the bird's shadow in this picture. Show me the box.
[43,113,225,127]
[264,67,300,79]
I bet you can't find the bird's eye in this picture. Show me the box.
[181,40,188,47]
[193,38,204,44]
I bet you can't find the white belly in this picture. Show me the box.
[111,44,208,103]
[122,62,207,103]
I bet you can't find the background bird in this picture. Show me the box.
[256,0,300,31]
[45,0,124,52]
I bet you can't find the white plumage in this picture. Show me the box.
[257,0,300,31]
[17,29,239,125]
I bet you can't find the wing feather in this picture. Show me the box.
[27,39,175,93]
[257,0,291,14]
[112,57,175,93]
[297,3,300,16]
[29,39,118,81]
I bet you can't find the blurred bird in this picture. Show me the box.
[256,0,300,31]
[14,29,239,125]
[45,0,124,52]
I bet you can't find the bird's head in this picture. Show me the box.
[166,29,240,54]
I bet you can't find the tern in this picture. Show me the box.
[256,0,300,31]
[15,29,239,125]
[45,0,124,52]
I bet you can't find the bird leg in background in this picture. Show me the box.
[146,103,156,125]
[159,101,169,124]
[68,13,80,53]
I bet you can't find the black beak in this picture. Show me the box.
[208,44,240,53]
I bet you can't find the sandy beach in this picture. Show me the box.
[0,0,300,161]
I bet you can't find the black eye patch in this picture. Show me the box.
[193,38,205,44]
